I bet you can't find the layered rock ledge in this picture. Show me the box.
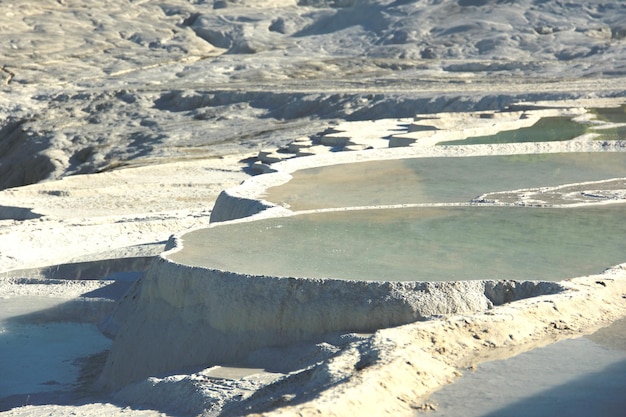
[97,237,564,390]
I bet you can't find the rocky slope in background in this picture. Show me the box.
[2,0,626,190]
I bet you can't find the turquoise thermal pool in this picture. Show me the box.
[170,204,626,282]
[264,152,626,211]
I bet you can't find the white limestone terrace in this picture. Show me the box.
[4,1,626,415]
[212,99,626,222]
[96,100,626,413]
[98,242,566,390]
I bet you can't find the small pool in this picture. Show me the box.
[263,152,626,211]
[433,105,626,146]
[0,297,111,406]
[170,204,626,282]
[590,104,626,124]
[439,117,589,146]
[589,104,626,141]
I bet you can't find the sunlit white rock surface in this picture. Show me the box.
[2,0,626,416]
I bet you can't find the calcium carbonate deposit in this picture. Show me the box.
[2,1,626,416]
[95,101,626,415]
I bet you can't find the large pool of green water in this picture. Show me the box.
[264,152,626,211]
[171,204,626,282]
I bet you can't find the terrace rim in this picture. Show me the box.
[98,99,626,391]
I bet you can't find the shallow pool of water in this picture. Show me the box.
[0,297,111,403]
[427,318,626,417]
[171,204,626,282]
[592,125,626,141]
[440,116,589,146]
[589,104,626,141]
[590,104,626,124]
[264,152,626,211]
